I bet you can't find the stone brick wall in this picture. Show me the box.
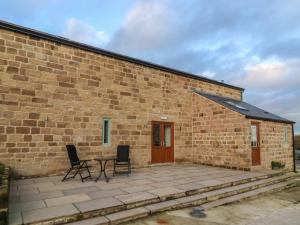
[0,28,243,176]
[256,121,293,170]
[192,93,251,170]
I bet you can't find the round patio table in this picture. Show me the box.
[94,156,116,182]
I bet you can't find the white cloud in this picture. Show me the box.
[108,0,178,53]
[233,59,300,90]
[62,18,110,47]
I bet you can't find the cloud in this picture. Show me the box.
[62,18,110,47]
[108,0,179,55]
[233,59,300,90]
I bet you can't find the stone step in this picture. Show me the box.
[62,174,300,225]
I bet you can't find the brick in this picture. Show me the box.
[44,135,53,141]
[6,127,15,134]
[30,127,40,134]
[15,56,28,63]
[24,135,32,142]
[23,120,37,127]
[38,66,52,72]
[13,75,29,81]
[21,89,35,96]
[32,98,48,103]
[29,113,40,119]
[6,66,19,74]
[0,135,7,142]
[16,127,30,134]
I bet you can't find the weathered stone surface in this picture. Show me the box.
[45,193,91,207]
[106,207,149,224]
[75,197,124,213]
[22,204,79,224]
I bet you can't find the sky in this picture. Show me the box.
[0,0,299,133]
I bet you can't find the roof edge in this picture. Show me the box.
[0,20,244,92]
[245,115,295,124]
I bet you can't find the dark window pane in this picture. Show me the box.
[103,120,109,144]
[153,124,161,147]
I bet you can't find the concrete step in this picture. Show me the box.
[62,173,300,225]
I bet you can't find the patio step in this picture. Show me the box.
[19,171,299,225]
[61,173,300,225]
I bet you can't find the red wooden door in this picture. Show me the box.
[251,122,261,165]
[151,121,174,163]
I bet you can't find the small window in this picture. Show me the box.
[251,125,258,147]
[284,126,288,143]
[102,118,110,145]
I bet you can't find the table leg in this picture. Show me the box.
[103,160,110,182]
[95,160,103,182]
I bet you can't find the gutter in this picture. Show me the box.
[0,19,244,92]
[292,124,296,172]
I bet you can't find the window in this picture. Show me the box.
[102,118,110,145]
[251,125,257,147]
[225,101,248,111]
[284,126,288,143]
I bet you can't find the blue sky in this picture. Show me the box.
[1,0,299,133]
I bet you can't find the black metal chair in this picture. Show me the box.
[113,145,131,175]
[62,144,92,182]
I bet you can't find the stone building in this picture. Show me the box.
[0,20,295,177]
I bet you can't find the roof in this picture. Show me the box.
[194,90,294,124]
[0,20,244,92]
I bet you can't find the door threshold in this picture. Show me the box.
[149,163,175,167]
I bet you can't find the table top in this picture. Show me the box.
[94,156,116,161]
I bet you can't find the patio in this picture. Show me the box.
[9,164,279,225]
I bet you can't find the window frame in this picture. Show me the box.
[102,118,111,145]
[284,125,288,144]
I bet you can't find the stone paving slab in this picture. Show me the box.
[106,207,149,224]
[88,189,127,200]
[66,216,109,225]
[121,185,154,193]
[9,200,46,213]
[75,197,124,213]
[63,186,100,196]
[115,192,158,205]
[8,212,22,225]
[22,204,79,224]
[148,187,185,199]
[45,193,91,207]
[145,200,178,213]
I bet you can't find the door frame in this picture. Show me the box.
[251,122,261,166]
[151,121,174,164]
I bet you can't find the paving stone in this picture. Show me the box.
[106,207,149,224]
[8,212,22,225]
[38,183,76,192]
[197,179,225,186]
[148,187,185,199]
[18,181,56,191]
[75,197,124,213]
[175,194,206,205]
[121,185,154,193]
[63,186,100,195]
[150,181,176,188]
[22,204,79,224]
[9,200,46,213]
[176,182,206,191]
[99,182,129,190]
[126,179,154,186]
[145,200,178,213]
[88,189,127,199]
[115,192,158,204]
[45,193,91,207]
[19,191,64,202]
[66,216,109,225]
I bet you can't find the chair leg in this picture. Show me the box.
[62,167,73,182]
[113,160,116,176]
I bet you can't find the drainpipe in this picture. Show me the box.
[292,124,296,172]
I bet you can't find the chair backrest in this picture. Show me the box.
[116,145,130,162]
[66,144,80,166]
